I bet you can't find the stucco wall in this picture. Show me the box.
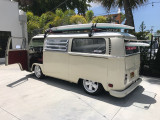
[0,0,27,49]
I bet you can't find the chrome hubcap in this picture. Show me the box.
[83,79,98,93]
[34,66,41,78]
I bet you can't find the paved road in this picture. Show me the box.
[0,64,160,120]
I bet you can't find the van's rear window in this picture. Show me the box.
[71,38,106,54]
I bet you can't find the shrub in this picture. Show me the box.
[27,11,39,22]
[44,21,54,30]
[92,16,107,23]
[70,15,87,24]
[55,9,64,18]
[27,21,40,33]
[39,11,55,28]
[85,10,94,23]
[53,16,63,27]
[63,10,76,25]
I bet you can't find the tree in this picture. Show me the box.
[139,21,146,32]
[27,11,39,22]
[39,11,56,28]
[26,11,40,33]
[133,22,149,40]
[27,20,40,33]
[53,16,63,27]
[70,15,87,24]
[93,0,148,31]
[26,9,76,32]
[92,16,107,23]
[157,30,160,34]
[63,10,76,25]
[85,10,94,23]
[14,0,91,16]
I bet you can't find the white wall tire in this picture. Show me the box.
[82,79,103,95]
[34,65,44,79]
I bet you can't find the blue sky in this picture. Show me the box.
[88,0,160,33]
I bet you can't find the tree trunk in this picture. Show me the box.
[123,0,135,32]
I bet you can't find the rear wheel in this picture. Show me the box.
[82,79,103,95]
[34,65,44,79]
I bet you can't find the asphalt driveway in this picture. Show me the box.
[0,64,159,120]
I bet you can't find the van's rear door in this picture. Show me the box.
[5,37,28,70]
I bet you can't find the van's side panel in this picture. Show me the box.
[107,57,125,91]
[104,37,126,91]
[69,54,108,85]
[110,37,125,56]
[43,51,69,80]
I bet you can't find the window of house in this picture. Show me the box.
[71,38,106,54]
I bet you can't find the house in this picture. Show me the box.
[0,0,27,58]
[94,8,125,24]
[101,13,123,24]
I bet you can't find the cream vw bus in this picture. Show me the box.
[6,23,147,98]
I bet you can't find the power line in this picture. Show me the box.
[94,1,160,16]
[50,0,68,12]
[140,1,160,7]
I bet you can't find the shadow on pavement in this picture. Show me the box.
[146,78,160,85]
[7,76,28,88]
[8,74,156,108]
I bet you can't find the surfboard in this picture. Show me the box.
[50,23,134,32]
[125,42,150,47]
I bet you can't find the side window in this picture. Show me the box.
[44,38,68,52]
[71,38,106,54]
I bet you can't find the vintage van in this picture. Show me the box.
[6,23,146,98]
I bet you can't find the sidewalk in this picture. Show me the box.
[0,64,159,120]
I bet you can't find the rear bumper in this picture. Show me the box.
[109,78,142,98]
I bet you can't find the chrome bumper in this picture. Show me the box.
[109,78,142,98]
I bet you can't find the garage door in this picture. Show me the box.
[0,31,11,58]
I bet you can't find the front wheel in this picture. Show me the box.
[82,79,103,95]
[34,65,44,79]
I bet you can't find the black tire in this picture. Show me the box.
[34,65,44,79]
[82,79,103,95]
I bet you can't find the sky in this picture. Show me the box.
[88,0,160,33]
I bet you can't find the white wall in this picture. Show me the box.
[0,0,27,49]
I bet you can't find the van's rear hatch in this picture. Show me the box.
[125,54,140,85]
[124,40,142,85]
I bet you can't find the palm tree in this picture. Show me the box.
[93,0,148,31]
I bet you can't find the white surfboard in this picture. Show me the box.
[125,42,150,47]
[51,23,134,32]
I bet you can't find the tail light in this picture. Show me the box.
[108,84,113,88]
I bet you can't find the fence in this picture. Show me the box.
[140,35,160,75]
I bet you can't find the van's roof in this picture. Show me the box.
[32,34,44,39]
[47,32,136,39]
